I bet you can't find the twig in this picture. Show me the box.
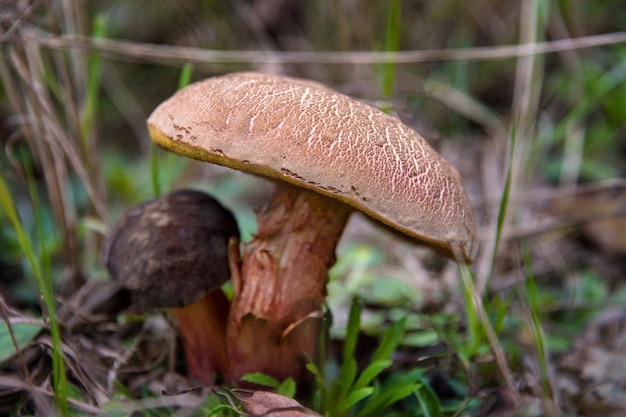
[2,31,626,66]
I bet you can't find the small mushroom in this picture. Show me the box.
[147,72,477,384]
[104,189,239,385]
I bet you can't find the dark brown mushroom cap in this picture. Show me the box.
[104,189,239,311]
[148,72,477,261]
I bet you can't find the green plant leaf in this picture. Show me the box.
[1,164,68,415]
[178,63,194,89]
[206,404,237,416]
[352,359,392,391]
[306,363,324,386]
[415,383,442,417]
[277,377,297,398]
[237,374,297,399]
[0,321,42,362]
[371,317,406,363]
[381,0,402,98]
[343,298,362,361]
[355,382,421,417]
[337,357,357,399]
[339,387,374,413]
[239,372,281,389]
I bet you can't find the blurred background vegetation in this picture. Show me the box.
[1,1,626,416]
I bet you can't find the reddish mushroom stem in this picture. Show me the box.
[227,183,351,384]
[170,288,230,385]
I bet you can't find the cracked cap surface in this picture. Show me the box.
[148,72,477,262]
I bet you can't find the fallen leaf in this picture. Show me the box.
[231,389,321,416]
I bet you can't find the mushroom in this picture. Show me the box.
[104,188,239,385]
[147,72,477,384]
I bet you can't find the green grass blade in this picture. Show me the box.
[460,263,514,389]
[150,144,162,198]
[150,63,195,198]
[0,174,42,302]
[460,266,482,356]
[337,357,357,401]
[80,14,107,148]
[306,362,326,412]
[352,359,392,391]
[485,120,517,290]
[522,243,554,402]
[371,317,405,363]
[381,0,402,98]
[343,297,361,361]
[338,297,362,394]
[355,382,421,417]
[339,387,374,413]
[324,297,361,410]
[552,57,626,146]
[23,156,69,415]
[415,382,442,417]
[0,166,68,415]
[306,362,325,388]
[178,63,194,89]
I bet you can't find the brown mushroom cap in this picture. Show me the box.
[148,72,477,261]
[104,189,239,311]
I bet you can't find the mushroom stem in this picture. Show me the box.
[170,288,230,385]
[227,182,351,384]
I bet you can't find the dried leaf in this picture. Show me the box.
[548,184,626,253]
[559,308,626,415]
[231,389,321,416]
